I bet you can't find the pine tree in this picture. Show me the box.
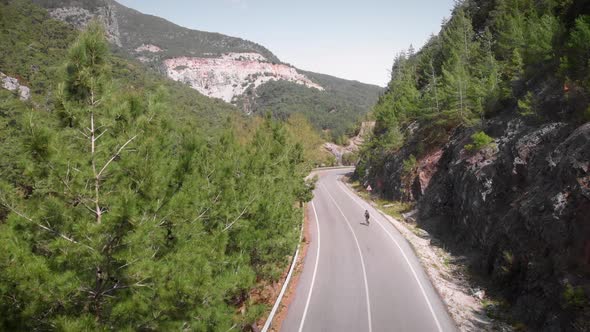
[524,14,558,65]
[564,15,590,84]
[481,27,500,93]
[418,38,442,115]
[373,49,420,150]
[439,7,482,125]
[427,58,441,114]
[469,27,501,118]
[491,0,529,61]
[501,48,524,99]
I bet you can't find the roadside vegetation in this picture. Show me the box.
[348,179,414,220]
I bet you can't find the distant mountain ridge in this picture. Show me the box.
[31,0,382,139]
[32,0,279,61]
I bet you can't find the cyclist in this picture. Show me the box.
[364,209,370,225]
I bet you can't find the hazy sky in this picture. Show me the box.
[117,0,455,86]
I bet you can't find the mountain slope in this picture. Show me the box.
[238,77,379,142]
[31,0,382,140]
[31,0,279,60]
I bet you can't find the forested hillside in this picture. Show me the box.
[238,74,380,143]
[356,0,590,330]
[362,0,589,157]
[0,1,316,329]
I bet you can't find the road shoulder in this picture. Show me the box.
[341,177,513,332]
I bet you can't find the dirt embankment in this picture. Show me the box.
[252,206,311,331]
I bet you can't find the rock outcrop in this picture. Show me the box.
[360,118,590,330]
[47,4,122,46]
[422,120,589,330]
[163,53,323,103]
[1,72,31,101]
[32,0,381,134]
[134,44,162,53]
[323,121,374,165]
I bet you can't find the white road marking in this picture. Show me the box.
[320,184,373,332]
[335,180,444,332]
[298,201,321,332]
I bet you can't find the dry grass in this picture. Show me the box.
[349,179,414,220]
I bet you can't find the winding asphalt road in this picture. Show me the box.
[281,168,457,332]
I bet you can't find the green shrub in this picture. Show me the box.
[581,105,590,123]
[465,131,494,151]
[342,151,359,166]
[517,92,535,116]
[381,126,404,152]
[402,154,418,175]
[563,283,587,309]
[335,134,348,146]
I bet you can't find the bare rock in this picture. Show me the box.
[402,209,418,221]
[48,4,122,47]
[1,72,31,101]
[323,122,375,165]
[416,120,590,329]
[164,53,323,103]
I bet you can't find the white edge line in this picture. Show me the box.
[320,184,373,332]
[297,201,321,332]
[335,180,444,332]
[311,166,355,172]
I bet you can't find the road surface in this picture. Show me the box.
[281,168,456,332]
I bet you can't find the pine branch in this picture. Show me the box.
[94,129,108,142]
[222,198,255,232]
[0,198,95,252]
[97,135,137,178]
[78,129,89,139]
[51,164,97,217]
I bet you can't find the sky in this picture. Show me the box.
[117,0,455,87]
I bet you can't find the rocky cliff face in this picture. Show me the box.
[361,118,590,330]
[46,3,122,46]
[163,53,323,104]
